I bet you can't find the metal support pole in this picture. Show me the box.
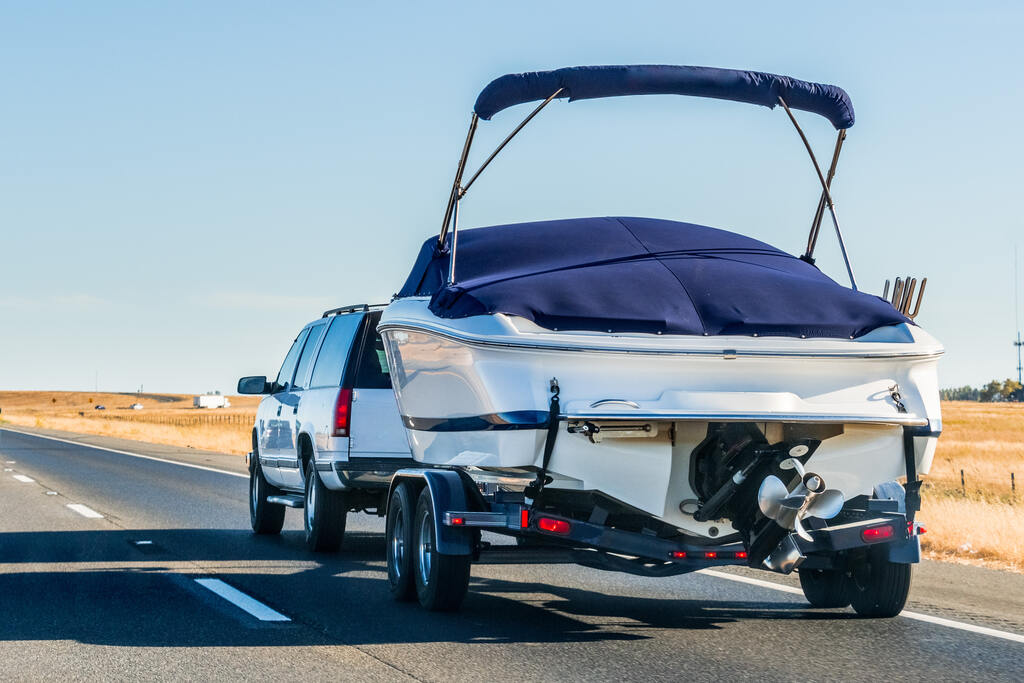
[805,129,846,261]
[448,197,460,286]
[438,113,479,251]
[778,97,858,291]
[460,88,564,196]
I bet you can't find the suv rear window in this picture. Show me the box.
[354,325,392,389]
[310,314,361,388]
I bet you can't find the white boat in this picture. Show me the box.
[379,65,941,569]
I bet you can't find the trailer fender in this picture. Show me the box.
[387,469,473,556]
[873,480,920,564]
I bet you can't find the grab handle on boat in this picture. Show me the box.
[588,399,640,410]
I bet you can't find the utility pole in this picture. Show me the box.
[1016,331,1023,386]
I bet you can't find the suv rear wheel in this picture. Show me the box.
[303,460,347,552]
[250,449,285,535]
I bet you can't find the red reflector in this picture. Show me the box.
[908,521,927,536]
[450,517,465,526]
[862,524,894,542]
[537,517,571,535]
[520,509,529,528]
[735,551,748,560]
[670,551,687,559]
[703,551,718,559]
[333,388,353,437]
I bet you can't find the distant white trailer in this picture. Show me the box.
[194,394,231,409]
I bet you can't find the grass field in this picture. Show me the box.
[1,392,1021,570]
[0,391,260,455]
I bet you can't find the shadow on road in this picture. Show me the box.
[0,526,851,648]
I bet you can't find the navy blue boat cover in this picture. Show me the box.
[474,65,854,129]
[399,217,907,339]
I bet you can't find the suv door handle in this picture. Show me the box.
[276,406,282,416]
[292,407,298,414]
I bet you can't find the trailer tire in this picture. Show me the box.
[386,482,417,601]
[250,452,285,535]
[413,487,471,612]
[798,568,852,608]
[849,546,912,618]
[304,460,346,552]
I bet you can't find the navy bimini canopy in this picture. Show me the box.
[399,217,907,339]
[474,65,854,130]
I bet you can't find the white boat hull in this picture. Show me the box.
[379,298,942,539]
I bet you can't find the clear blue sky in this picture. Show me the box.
[1,2,1021,394]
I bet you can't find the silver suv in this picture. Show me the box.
[237,304,411,551]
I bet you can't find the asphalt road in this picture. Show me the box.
[1,427,1022,682]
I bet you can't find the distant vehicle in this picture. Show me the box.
[193,394,231,409]
[93,405,105,411]
[237,304,410,552]
[129,403,144,410]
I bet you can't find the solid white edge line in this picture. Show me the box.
[0,428,247,479]
[66,503,104,519]
[12,474,35,483]
[700,569,1024,645]
[194,578,290,622]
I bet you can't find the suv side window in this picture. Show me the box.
[354,322,392,389]
[310,314,362,388]
[275,328,310,391]
[292,322,326,391]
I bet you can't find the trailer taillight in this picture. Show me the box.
[861,524,894,542]
[520,509,529,528]
[735,551,748,560]
[450,516,465,526]
[333,388,353,437]
[537,517,571,535]
[670,551,687,559]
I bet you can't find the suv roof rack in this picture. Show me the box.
[321,303,388,318]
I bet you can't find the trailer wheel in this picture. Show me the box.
[249,451,285,535]
[849,546,912,618]
[303,461,346,552]
[386,482,417,601]
[413,487,471,611]
[798,568,852,608]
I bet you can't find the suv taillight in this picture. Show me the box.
[333,388,353,437]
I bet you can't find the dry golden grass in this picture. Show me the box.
[917,401,1024,571]
[0,391,259,455]
[3,393,1023,570]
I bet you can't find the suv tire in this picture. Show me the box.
[250,450,285,535]
[303,460,347,552]
[412,486,471,611]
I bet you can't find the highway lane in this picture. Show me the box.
[1,427,1021,682]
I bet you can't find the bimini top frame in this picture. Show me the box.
[438,64,859,290]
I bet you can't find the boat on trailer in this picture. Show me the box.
[378,64,941,615]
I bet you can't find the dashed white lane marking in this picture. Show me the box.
[6,460,15,464]
[194,578,290,622]
[66,503,104,519]
[12,474,35,483]
[46,491,58,496]
[0,428,246,479]
[701,569,1024,645]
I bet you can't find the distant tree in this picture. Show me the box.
[940,385,981,401]
[1004,379,1023,402]
[980,380,1005,402]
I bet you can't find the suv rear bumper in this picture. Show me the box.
[317,457,419,490]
